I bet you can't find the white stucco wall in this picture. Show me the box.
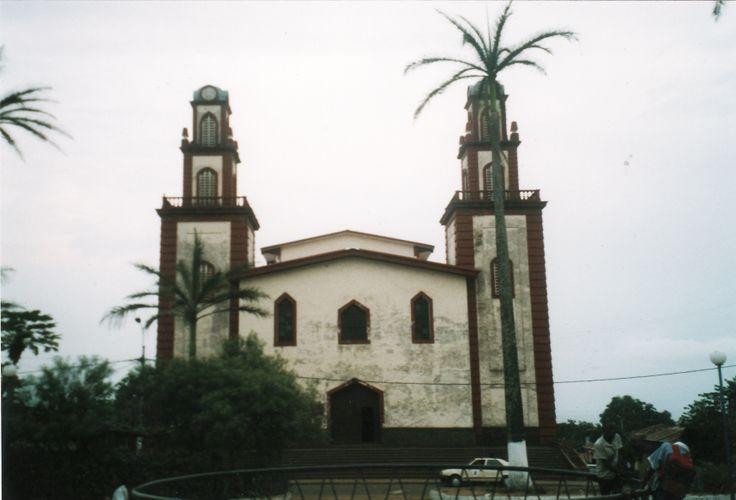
[472,215,539,427]
[238,257,473,428]
[278,233,421,261]
[173,221,231,358]
[192,156,223,197]
[247,226,255,267]
[446,218,457,266]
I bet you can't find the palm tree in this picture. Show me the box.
[103,233,268,360]
[0,85,67,158]
[406,2,575,469]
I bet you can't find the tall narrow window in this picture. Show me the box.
[462,169,469,192]
[483,163,493,195]
[339,301,369,344]
[274,293,296,346]
[196,168,217,203]
[491,258,515,298]
[479,108,492,141]
[200,113,218,146]
[411,292,434,343]
[199,260,215,282]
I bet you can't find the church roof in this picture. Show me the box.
[240,248,477,279]
[261,229,434,263]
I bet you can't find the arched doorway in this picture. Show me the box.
[328,379,383,444]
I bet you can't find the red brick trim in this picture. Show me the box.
[230,220,248,339]
[222,154,233,199]
[467,150,480,192]
[338,300,370,344]
[453,213,475,269]
[507,142,520,191]
[466,277,483,443]
[156,219,177,359]
[526,211,556,443]
[410,292,434,344]
[274,293,297,347]
[241,248,478,279]
[183,155,192,200]
[327,378,385,423]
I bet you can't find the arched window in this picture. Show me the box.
[199,260,216,282]
[196,168,217,202]
[491,258,515,298]
[411,292,434,343]
[199,113,218,146]
[338,300,369,344]
[274,293,296,346]
[483,163,493,194]
[479,108,492,141]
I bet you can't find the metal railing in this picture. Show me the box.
[131,463,648,500]
[451,191,541,203]
[162,197,250,209]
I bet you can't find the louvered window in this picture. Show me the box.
[339,302,369,343]
[480,108,492,141]
[200,113,218,146]
[199,261,215,282]
[275,294,296,346]
[462,169,469,192]
[411,293,433,343]
[196,168,217,202]
[491,258,515,298]
[483,163,493,194]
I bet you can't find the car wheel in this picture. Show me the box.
[451,475,462,487]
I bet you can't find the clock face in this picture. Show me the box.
[201,86,217,101]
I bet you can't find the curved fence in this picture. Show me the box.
[131,464,647,500]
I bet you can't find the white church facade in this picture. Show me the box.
[155,84,556,447]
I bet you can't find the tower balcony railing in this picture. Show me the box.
[161,196,250,209]
[451,190,541,202]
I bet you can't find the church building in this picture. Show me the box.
[155,84,556,447]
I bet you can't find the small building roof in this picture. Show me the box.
[241,248,477,280]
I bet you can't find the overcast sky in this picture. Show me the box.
[1,1,735,424]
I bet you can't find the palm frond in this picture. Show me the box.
[502,59,547,74]
[237,304,270,317]
[497,30,576,73]
[413,70,482,119]
[458,14,490,56]
[0,87,53,108]
[405,56,485,75]
[101,303,158,327]
[436,10,489,67]
[713,0,724,19]
[491,2,514,66]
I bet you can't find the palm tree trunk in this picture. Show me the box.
[487,82,526,454]
[188,319,197,360]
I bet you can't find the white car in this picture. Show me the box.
[440,458,510,487]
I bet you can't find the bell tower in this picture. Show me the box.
[156,85,259,360]
[441,82,556,444]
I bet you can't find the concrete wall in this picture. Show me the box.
[279,233,421,262]
[173,221,231,358]
[472,215,539,427]
[238,257,473,428]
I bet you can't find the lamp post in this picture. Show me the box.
[134,318,145,453]
[710,350,734,500]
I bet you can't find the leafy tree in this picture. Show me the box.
[557,419,600,446]
[679,376,736,463]
[115,335,325,468]
[3,356,119,500]
[0,49,68,158]
[405,1,575,461]
[599,395,674,435]
[1,301,60,365]
[103,232,268,359]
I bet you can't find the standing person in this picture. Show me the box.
[644,441,694,500]
[594,423,624,495]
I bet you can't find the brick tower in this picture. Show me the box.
[156,85,259,359]
[440,82,556,443]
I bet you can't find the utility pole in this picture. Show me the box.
[710,351,734,500]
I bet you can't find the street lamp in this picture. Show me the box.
[710,351,734,500]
